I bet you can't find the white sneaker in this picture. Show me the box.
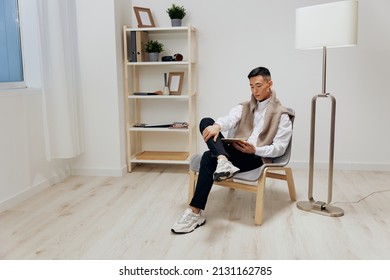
[171,208,206,234]
[213,159,240,182]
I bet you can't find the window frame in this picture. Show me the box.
[0,0,26,90]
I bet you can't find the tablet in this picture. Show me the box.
[222,138,245,144]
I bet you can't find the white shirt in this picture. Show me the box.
[214,98,293,158]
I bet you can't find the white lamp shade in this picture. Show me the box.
[296,1,358,49]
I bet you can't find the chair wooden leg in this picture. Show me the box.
[284,167,297,201]
[254,173,266,225]
[188,170,196,204]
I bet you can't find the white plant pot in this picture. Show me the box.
[148,52,159,62]
[171,19,182,27]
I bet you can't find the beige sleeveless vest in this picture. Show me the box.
[234,91,294,161]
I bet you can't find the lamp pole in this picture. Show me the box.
[297,46,344,217]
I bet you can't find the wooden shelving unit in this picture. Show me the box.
[123,25,198,172]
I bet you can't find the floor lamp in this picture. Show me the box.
[295,1,358,217]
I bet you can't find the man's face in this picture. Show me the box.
[249,75,273,102]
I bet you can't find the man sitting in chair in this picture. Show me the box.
[171,66,294,234]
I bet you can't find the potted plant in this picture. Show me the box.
[144,40,164,62]
[166,4,186,27]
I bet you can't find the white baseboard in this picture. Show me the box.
[70,165,127,177]
[0,168,70,213]
[290,161,390,172]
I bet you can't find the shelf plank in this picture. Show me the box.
[130,159,189,165]
[125,26,195,32]
[134,151,189,161]
[128,95,190,100]
[126,61,189,66]
[129,127,189,132]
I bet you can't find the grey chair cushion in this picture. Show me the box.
[189,154,202,172]
[233,166,265,182]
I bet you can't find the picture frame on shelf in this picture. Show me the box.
[168,72,184,95]
[133,6,156,28]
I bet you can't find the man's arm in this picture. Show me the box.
[202,104,242,142]
[214,104,242,132]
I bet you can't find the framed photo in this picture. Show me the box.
[168,72,184,95]
[133,7,156,28]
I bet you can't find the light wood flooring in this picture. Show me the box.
[1,164,390,260]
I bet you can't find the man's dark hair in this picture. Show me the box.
[247,67,271,80]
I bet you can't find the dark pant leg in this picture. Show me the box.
[190,117,227,209]
[225,144,263,172]
[189,117,224,209]
[199,117,229,158]
[190,117,264,210]
[189,151,216,210]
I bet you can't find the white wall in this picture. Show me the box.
[130,0,390,171]
[0,90,71,211]
[69,0,130,176]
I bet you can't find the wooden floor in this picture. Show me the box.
[1,164,390,260]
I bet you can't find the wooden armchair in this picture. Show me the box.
[188,109,296,225]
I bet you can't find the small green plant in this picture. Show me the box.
[166,4,186,19]
[144,40,164,53]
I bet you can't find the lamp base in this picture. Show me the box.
[297,200,344,217]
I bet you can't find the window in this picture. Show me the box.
[0,0,25,89]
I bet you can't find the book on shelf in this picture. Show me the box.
[128,31,149,62]
[134,123,172,128]
[169,122,189,129]
[133,122,189,129]
[136,31,148,62]
[129,31,137,62]
[133,92,160,95]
